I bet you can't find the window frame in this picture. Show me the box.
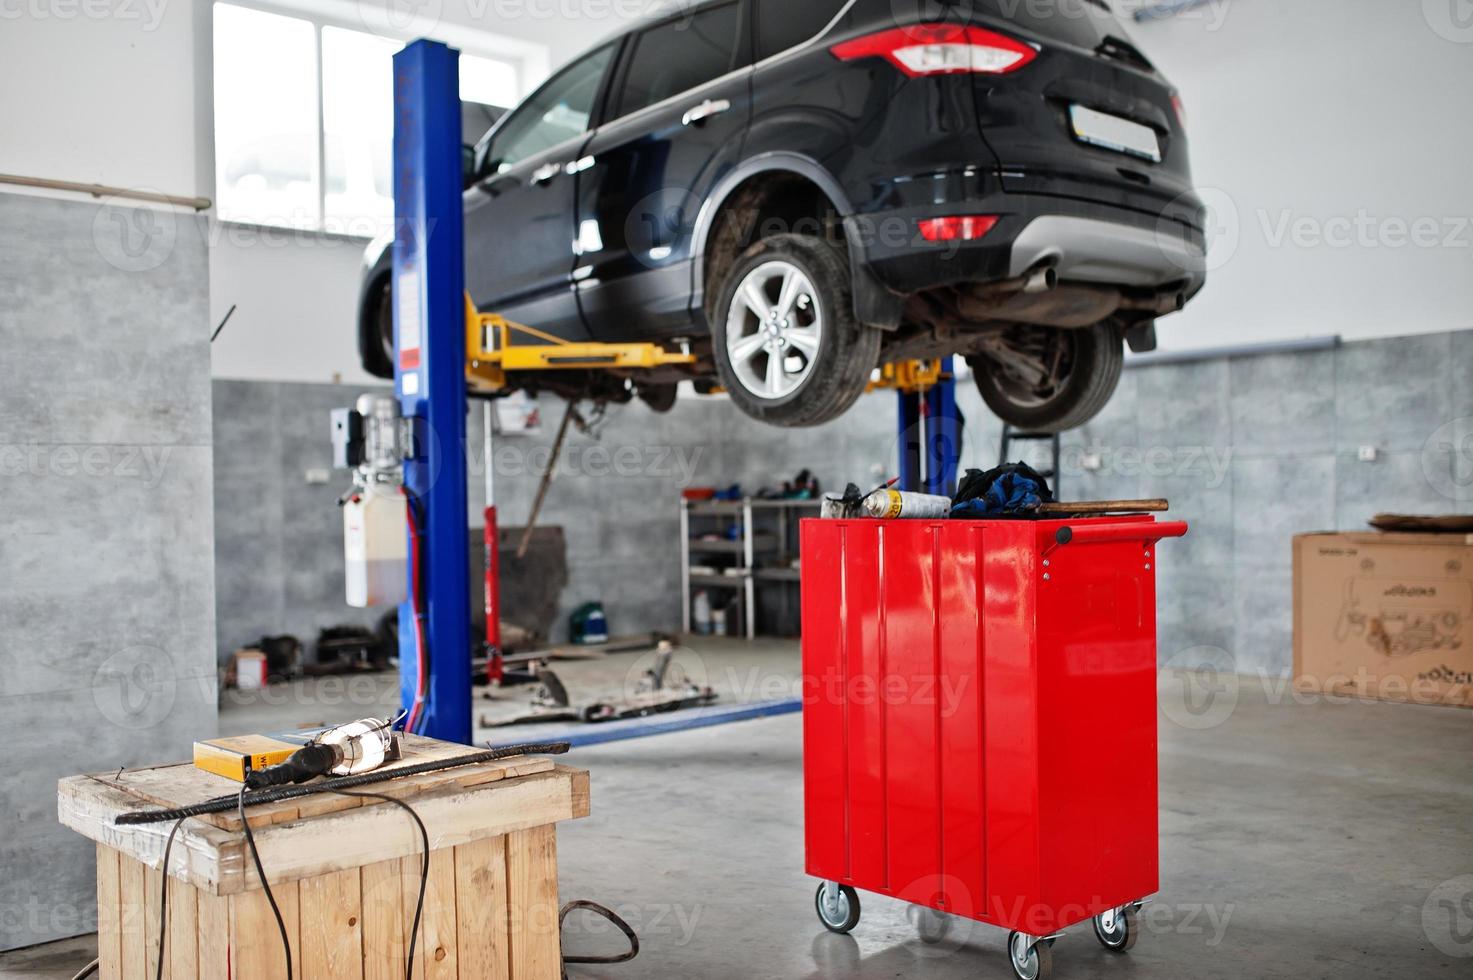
[211,0,545,238]
[753,0,851,63]
[599,0,754,129]
[476,41,621,179]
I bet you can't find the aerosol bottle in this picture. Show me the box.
[861,488,953,519]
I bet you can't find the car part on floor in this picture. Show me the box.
[486,641,719,728]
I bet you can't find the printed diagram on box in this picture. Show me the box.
[1335,577,1470,657]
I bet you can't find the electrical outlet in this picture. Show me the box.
[1357,446,1378,463]
[305,467,332,485]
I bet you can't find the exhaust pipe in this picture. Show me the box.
[1022,267,1057,294]
[1118,290,1185,315]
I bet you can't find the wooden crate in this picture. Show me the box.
[58,736,589,980]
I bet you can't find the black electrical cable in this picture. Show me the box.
[153,817,186,980]
[332,790,430,980]
[239,785,293,980]
[114,743,571,826]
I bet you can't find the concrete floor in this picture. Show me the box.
[4,638,1471,978]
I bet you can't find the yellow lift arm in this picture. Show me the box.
[866,359,948,395]
[464,294,696,394]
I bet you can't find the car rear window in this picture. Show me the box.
[974,0,1121,50]
[616,2,743,118]
[756,0,847,60]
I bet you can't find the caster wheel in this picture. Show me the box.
[911,905,951,944]
[1093,905,1138,952]
[814,882,861,934]
[1007,931,1053,980]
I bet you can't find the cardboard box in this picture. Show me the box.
[1294,531,1473,708]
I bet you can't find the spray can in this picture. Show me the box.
[861,488,952,519]
[692,590,713,635]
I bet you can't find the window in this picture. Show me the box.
[213,2,530,236]
[615,3,742,118]
[214,5,320,229]
[487,45,615,172]
[756,0,847,60]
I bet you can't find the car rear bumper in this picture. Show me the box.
[851,192,1207,301]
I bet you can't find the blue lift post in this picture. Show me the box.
[896,356,963,495]
[392,40,472,744]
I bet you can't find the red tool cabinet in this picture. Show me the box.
[801,515,1187,979]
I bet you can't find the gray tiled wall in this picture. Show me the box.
[0,194,218,950]
[212,328,1472,683]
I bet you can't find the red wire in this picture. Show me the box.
[403,487,429,733]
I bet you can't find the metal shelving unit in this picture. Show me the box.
[680,497,821,638]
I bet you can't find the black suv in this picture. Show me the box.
[359,0,1206,431]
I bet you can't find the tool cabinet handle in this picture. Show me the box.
[1053,520,1188,548]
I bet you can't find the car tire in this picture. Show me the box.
[711,234,881,428]
[362,276,395,380]
[968,322,1124,433]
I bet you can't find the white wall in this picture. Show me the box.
[0,0,206,196]
[1129,0,1473,349]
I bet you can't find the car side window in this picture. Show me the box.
[755,0,846,60]
[615,2,742,119]
[485,44,615,173]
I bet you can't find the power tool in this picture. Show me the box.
[237,716,403,790]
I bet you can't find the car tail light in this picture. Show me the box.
[1171,92,1187,130]
[917,215,999,243]
[831,24,1038,77]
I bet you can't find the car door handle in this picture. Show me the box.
[682,98,732,127]
[532,162,564,185]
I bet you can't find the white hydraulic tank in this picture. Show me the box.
[344,485,407,608]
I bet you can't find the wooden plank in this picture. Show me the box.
[360,857,405,980]
[455,836,511,980]
[228,768,584,896]
[62,766,585,897]
[82,737,544,831]
[166,876,197,980]
[119,854,147,980]
[506,825,561,980]
[231,879,300,980]
[196,890,231,980]
[95,845,123,980]
[299,868,363,980]
[421,848,459,980]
